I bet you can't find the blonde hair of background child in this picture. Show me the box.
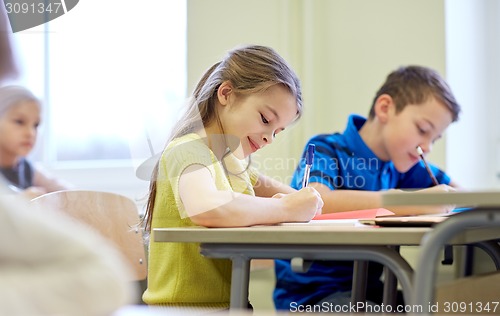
[143,44,303,232]
[0,85,39,115]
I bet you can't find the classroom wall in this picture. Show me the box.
[187,0,448,184]
[445,0,500,189]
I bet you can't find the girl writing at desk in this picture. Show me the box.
[142,45,323,309]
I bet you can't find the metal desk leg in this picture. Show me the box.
[474,240,500,270]
[412,211,500,315]
[460,241,500,277]
[383,266,398,306]
[229,256,250,309]
[462,245,475,276]
[383,246,400,307]
[352,260,368,306]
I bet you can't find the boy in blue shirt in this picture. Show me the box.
[274,65,461,310]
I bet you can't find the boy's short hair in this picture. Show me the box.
[368,65,461,122]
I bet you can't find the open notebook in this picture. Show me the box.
[358,207,474,227]
[359,215,447,227]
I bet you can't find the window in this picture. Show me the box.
[10,0,187,169]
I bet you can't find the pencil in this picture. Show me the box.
[416,146,439,186]
[302,144,315,188]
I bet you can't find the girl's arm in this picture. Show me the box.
[179,165,322,227]
[21,167,73,200]
[32,165,72,192]
[311,182,455,216]
[253,173,295,197]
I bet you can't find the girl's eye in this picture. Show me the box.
[273,129,284,139]
[261,114,269,124]
[417,126,426,135]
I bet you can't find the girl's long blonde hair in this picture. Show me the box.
[143,45,302,232]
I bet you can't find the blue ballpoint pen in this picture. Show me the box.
[302,144,315,188]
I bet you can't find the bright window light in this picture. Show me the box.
[9,0,187,168]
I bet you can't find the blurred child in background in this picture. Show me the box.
[0,85,70,198]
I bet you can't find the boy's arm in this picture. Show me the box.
[311,182,455,216]
[448,179,461,188]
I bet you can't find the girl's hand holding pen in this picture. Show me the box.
[272,187,324,221]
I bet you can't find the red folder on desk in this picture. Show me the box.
[312,208,395,220]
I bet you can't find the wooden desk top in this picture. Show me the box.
[153,222,500,246]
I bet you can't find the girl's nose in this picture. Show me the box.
[262,132,275,144]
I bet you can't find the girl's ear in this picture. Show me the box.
[217,81,233,106]
[373,94,395,124]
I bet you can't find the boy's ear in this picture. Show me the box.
[217,81,233,106]
[373,94,395,123]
